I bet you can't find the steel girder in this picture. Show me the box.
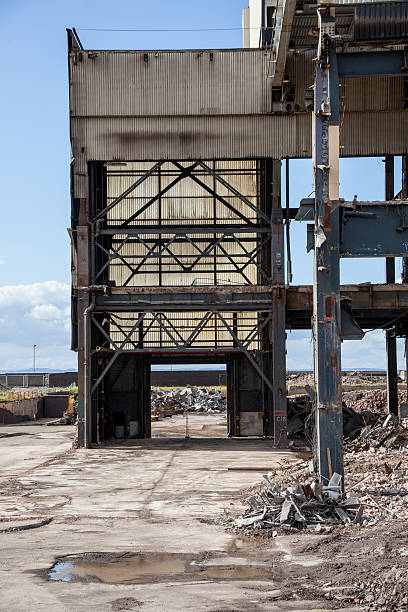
[88,309,276,396]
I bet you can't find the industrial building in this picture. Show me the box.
[68,0,408,482]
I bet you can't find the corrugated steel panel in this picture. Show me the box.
[336,0,403,4]
[286,53,405,113]
[344,76,405,112]
[71,114,312,162]
[289,14,353,48]
[354,1,408,39]
[70,50,272,117]
[340,110,408,156]
[72,108,408,164]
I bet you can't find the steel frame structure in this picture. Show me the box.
[307,6,408,482]
[73,157,287,447]
[68,1,408,483]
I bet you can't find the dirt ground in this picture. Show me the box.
[0,414,383,612]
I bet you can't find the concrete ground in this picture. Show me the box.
[0,416,361,612]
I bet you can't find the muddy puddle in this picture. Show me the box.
[47,551,278,584]
[226,536,266,553]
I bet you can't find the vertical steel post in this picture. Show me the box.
[402,156,408,401]
[76,223,90,447]
[385,156,398,415]
[270,160,287,446]
[313,23,343,482]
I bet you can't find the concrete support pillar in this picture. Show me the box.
[385,156,398,416]
[313,36,343,482]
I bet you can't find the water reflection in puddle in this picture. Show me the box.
[48,552,277,584]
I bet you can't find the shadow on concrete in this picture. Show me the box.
[100,437,302,452]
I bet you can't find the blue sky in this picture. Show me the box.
[0,0,406,371]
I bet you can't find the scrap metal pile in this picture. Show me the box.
[346,413,408,452]
[235,472,362,532]
[151,385,226,419]
[287,394,364,441]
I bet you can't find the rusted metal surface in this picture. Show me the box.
[385,156,399,416]
[312,36,343,482]
[269,160,287,445]
[69,110,408,163]
[68,39,408,164]
[67,3,408,450]
[70,114,312,162]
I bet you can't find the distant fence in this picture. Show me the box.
[0,372,78,388]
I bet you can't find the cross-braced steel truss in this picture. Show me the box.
[90,309,275,395]
[90,160,274,287]
[74,157,286,446]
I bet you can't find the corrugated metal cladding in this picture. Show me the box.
[355,2,408,39]
[71,108,407,160]
[71,114,312,160]
[70,48,408,162]
[286,52,406,113]
[106,161,259,288]
[335,0,404,4]
[289,15,353,48]
[341,111,408,156]
[70,50,272,117]
[320,0,402,3]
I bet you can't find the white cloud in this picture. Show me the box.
[0,281,400,372]
[0,281,75,371]
[26,303,66,322]
[0,257,5,265]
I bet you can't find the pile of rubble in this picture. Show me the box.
[232,410,408,538]
[151,385,226,419]
[234,472,362,533]
[287,393,364,441]
[347,413,408,452]
[343,388,395,417]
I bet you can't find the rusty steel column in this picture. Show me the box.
[385,156,398,416]
[312,23,343,482]
[402,156,408,402]
[76,221,90,447]
[270,160,287,446]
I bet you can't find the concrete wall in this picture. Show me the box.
[0,398,41,424]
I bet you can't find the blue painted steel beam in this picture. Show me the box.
[341,204,408,257]
[313,40,344,484]
[337,51,406,77]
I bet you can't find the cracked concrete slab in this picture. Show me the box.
[0,417,361,611]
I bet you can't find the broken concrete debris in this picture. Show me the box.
[346,413,408,452]
[234,472,362,532]
[151,385,226,419]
